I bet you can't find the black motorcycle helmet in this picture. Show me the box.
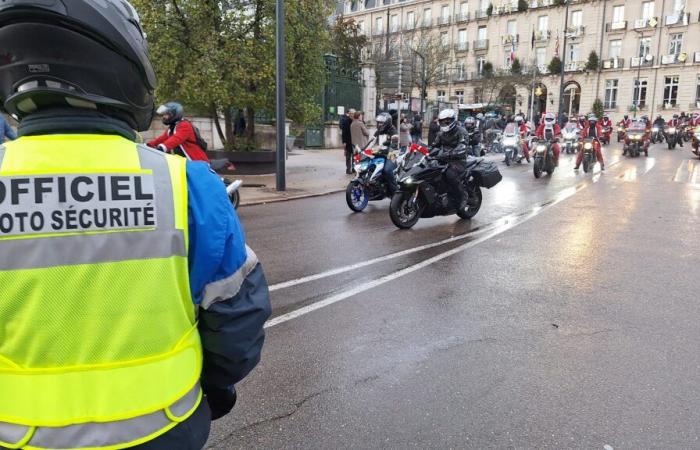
[0,0,156,131]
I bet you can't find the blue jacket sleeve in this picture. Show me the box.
[185,161,271,396]
[3,118,16,141]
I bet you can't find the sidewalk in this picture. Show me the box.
[226,149,350,206]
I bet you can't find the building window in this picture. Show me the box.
[633,79,648,107]
[406,11,415,29]
[456,90,465,103]
[571,10,583,27]
[609,40,622,59]
[507,20,517,36]
[604,80,618,109]
[479,0,489,12]
[423,8,432,26]
[456,61,466,79]
[458,29,467,43]
[668,33,683,55]
[696,76,700,104]
[437,90,447,102]
[440,31,449,47]
[567,43,580,62]
[390,14,399,32]
[477,25,487,41]
[477,56,486,74]
[642,1,655,20]
[358,20,365,35]
[460,2,469,15]
[612,5,625,23]
[441,5,450,20]
[383,0,392,5]
[664,76,679,106]
[375,17,383,34]
[639,37,651,57]
[673,0,685,12]
[538,15,549,33]
[536,47,546,67]
[504,51,513,68]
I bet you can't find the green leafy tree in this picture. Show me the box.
[510,58,522,75]
[517,0,529,12]
[486,3,494,16]
[548,56,562,75]
[592,98,604,118]
[585,51,600,71]
[330,17,369,69]
[132,0,331,149]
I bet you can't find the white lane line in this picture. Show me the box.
[265,179,593,329]
[269,223,503,292]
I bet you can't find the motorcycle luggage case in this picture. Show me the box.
[472,161,502,189]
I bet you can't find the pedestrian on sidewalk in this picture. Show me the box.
[428,117,440,147]
[350,111,370,151]
[0,114,16,143]
[399,114,413,151]
[411,114,423,143]
[339,108,355,174]
[235,108,246,137]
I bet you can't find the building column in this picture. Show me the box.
[361,61,377,124]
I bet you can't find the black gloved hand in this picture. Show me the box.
[205,387,237,421]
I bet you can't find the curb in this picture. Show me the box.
[240,188,345,207]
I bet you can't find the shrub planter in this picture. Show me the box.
[206,150,277,175]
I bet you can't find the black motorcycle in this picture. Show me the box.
[651,125,664,144]
[532,139,556,179]
[665,125,679,150]
[389,149,502,229]
[581,138,600,172]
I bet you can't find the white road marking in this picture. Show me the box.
[265,176,600,329]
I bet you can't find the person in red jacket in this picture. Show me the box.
[148,102,210,162]
[535,112,561,166]
[576,115,605,170]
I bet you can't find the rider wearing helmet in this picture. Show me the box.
[535,113,561,166]
[148,102,210,161]
[576,114,605,170]
[0,1,270,448]
[463,116,482,154]
[668,113,684,147]
[373,112,399,194]
[432,109,472,212]
[515,115,531,162]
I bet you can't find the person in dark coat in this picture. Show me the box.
[339,108,355,174]
[428,117,440,146]
[234,109,246,137]
[411,114,423,142]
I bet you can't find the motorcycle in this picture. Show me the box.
[486,129,503,153]
[389,148,502,229]
[210,159,242,209]
[345,139,389,212]
[665,125,679,150]
[561,123,580,155]
[581,138,599,173]
[624,129,647,158]
[502,125,523,166]
[617,125,626,142]
[682,124,693,143]
[691,126,700,159]
[601,125,612,145]
[651,125,664,144]
[532,139,556,179]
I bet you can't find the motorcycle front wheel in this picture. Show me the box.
[229,190,240,209]
[346,181,369,212]
[582,156,591,173]
[390,191,423,229]
[533,159,543,178]
[505,150,512,166]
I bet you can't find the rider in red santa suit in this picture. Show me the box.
[535,112,561,166]
[575,114,605,170]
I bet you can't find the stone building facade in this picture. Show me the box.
[342,0,700,121]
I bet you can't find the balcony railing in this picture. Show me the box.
[421,19,432,28]
[454,42,469,52]
[530,0,553,8]
[403,22,416,31]
[630,56,654,67]
[564,61,584,72]
[665,12,690,26]
[454,12,470,22]
[661,53,688,64]
[502,34,519,45]
[605,21,628,32]
[602,57,624,69]
[373,29,384,36]
[537,64,550,74]
[565,25,585,37]
[695,51,700,63]
[453,72,470,82]
[473,39,489,50]
[470,71,484,80]
[659,102,679,110]
[633,17,659,29]
[475,10,489,19]
[534,30,551,41]
[438,16,452,26]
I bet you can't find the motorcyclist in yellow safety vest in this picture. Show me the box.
[0,1,271,449]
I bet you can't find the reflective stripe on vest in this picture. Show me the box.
[0,135,202,449]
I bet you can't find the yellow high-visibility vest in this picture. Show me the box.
[0,134,202,450]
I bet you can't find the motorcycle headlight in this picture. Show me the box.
[402,177,414,184]
[695,133,700,139]
[584,142,593,149]
[564,133,575,139]
[617,127,624,131]
[652,127,659,132]
[536,145,546,152]
[503,138,517,146]
[632,135,640,140]
[668,127,676,133]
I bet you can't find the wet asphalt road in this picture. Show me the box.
[208,142,700,449]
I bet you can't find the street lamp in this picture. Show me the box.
[633,30,652,119]
[275,0,286,191]
[557,0,570,118]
